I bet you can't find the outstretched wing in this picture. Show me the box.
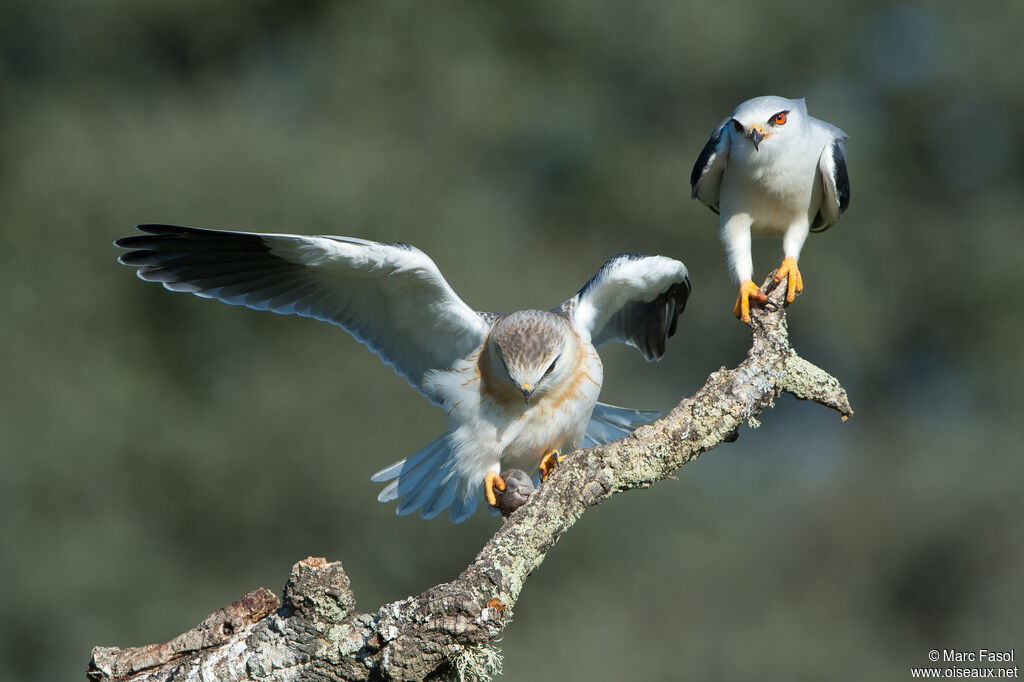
[562,254,690,361]
[813,137,851,232]
[690,117,731,214]
[115,224,492,401]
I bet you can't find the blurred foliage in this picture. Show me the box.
[2,1,1022,680]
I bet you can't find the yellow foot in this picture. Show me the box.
[484,471,506,507]
[538,449,565,482]
[734,279,768,324]
[773,256,804,303]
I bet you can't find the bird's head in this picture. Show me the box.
[488,310,575,405]
[728,95,807,152]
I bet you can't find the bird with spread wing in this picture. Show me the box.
[116,225,691,522]
[691,95,850,323]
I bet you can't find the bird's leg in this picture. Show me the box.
[774,223,808,303]
[772,256,804,303]
[538,449,564,482]
[484,471,506,508]
[734,280,768,324]
[722,216,764,323]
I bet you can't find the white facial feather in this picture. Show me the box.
[489,310,570,395]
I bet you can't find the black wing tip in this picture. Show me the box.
[674,276,692,315]
[115,224,204,250]
[114,234,160,249]
[662,276,692,353]
[114,225,182,251]
[832,139,851,214]
[116,224,268,252]
[132,224,264,240]
[116,249,153,265]
[133,223,194,234]
[114,224,273,273]
[640,276,692,362]
[668,277,690,336]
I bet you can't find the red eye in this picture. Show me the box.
[772,111,788,126]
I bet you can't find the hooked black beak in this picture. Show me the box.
[521,383,533,405]
[747,126,765,151]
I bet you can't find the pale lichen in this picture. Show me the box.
[441,643,503,682]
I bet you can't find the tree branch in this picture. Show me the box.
[88,275,852,682]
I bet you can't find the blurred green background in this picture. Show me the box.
[2,1,1022,680]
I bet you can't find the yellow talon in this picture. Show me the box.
[484,471,506,507]
[773,256,803,303]
[539,449,565,482]
[733,279,767,324]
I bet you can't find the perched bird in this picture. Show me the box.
[115,225,690,522]
[690,95,850,323]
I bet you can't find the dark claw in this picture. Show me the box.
[494,469,535,517]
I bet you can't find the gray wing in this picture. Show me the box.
[582,402,661,448]
[562,254,690,362]
[690,117,731,214]
[813,137,851,232]
[115,224,492,402]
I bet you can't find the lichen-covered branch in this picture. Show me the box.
[88,276,852,682]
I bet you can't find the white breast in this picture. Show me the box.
[722,127,827,236]
[427,339,604,484]
[497,343,604,469]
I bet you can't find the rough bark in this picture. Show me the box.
[88,275,852,682]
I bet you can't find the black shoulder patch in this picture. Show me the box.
[832,140,851,214]
[690,124,724,191]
